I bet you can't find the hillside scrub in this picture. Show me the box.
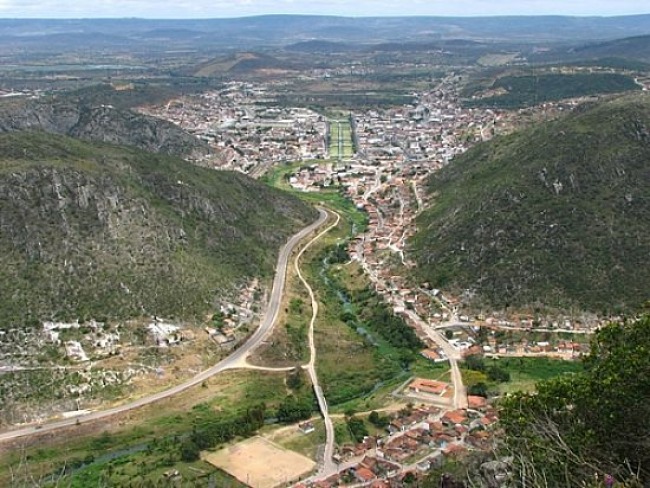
[0,131,316,328]
[412,93,650,313]
[465,73,640,108]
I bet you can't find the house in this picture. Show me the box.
[370,481,390,488]
[442,409,467,426]
[421,348,446,363]
[388,418,406,434]
[408,378,449,396]
[468,395,488,410]
[443,443,469,459]
[480,414,499,428]
[354,467,376,483]
[299,421,315,434]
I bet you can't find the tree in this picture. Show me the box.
[402,472,417,485]
[468,382,488,398]
[368,411,380,425]
[286,367,305,391]
[180,439,200,462]
[463,355,486,372]
[368,411,390,428]
[277,395,312,423]
[347,416,369,443]
[445,329,454,340]
[487,365,510,383]
[500,316,650,486]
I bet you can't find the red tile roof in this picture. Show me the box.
[355,467,377,482]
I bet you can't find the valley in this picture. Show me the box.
[0,11,649,488]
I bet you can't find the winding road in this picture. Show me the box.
[293,209,341,476]
[0,208,329,444]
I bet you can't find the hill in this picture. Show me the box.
[411,93,650,313]
[569,34,650,63]
[464,72,641,109]
[193,52,295,77]
[284,40,358,53]
[0,96,211,160]
[0,132,317,328]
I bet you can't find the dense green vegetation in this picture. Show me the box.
[497,356,583,382]
[0,131,316,328]
[346,415,369,443]
[462,355,583,398]
[465,73,640,108]
[462,354,511,385]
[344,286,425,364]
[2,369,311,486]
[413,93,650,313]
[500,316,650,486]
[307,239,404,405]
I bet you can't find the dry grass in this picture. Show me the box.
[264,419,326,460]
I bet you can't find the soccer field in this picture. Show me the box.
[202,436,316,488]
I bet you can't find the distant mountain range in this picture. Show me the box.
[411,93,650,314]
[532,34,650,64]
[0,15,649,51]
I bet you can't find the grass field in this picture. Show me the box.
[496,356,583,394]
[203,436,315,488]
[328,119,355,160]
[461,356,584,394]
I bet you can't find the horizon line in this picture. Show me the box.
[1,12,650,21]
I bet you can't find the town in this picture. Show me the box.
[137,75,605,487]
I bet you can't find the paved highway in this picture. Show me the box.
[0,208,329,444]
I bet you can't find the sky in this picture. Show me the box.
[0,0,648,19]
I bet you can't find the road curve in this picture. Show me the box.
[293,209,341,476]
[0,208,329,444]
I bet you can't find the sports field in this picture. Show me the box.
[202,436,316,488]
[329,120,355,160]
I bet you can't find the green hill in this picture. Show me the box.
[411,93,650,313]
[571,34,650,63]
[465,72,640,109]
[0,132,317,328]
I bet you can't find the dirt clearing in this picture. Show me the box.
[202,436,316,488]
